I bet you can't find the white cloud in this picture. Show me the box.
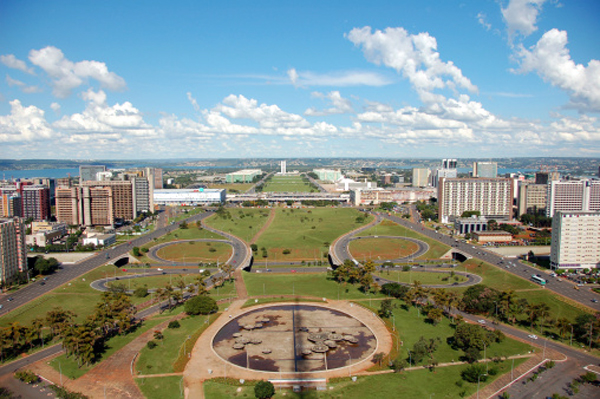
[50,102,61,114]
[0,100,54,143]
[28,46,126,98]
[187,92,201,112]
[5,74,42,93]
[53,89,155,137]
[346,26,477,102]
[0,54,34,74]
[501,0,547,40]
[304,91,354,116]
[287,68,391,88]
[477,12,492,31]
[515,29,600,112]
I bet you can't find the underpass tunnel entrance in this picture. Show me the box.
[113,257,129,267]
[452,252,468,262]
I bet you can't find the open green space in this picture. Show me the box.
[515,289,591,328]
[203,208,271,243]
[261,175,316,192]
[136,375,184,399]
[207,183,253,193]
[136,313,220,375]
[461,260,539,292]
[243,272,387,300]
[255,208,373,261]
[349,238,419,261]
[356,220,450,259]
[168,206,205,224]
[204,357,528,398]
[155,241,232,263]
[373,270,468,286]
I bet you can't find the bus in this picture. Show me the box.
[531,275,547,285]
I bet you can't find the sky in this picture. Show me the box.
[0,0,599,160]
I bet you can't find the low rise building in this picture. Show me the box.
[225,169,262,183]
[313,169,342,182]
[153,189,226,205]
[82,233,116,247]
[472,230,513,243]
[454,216,488,234]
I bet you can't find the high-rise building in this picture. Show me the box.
[473,162,498,178]
[517,182,548,216]
[21,185,50,220]
[412,168,430,187]
[0,194,22,217]
[55,187,80,225]
[79,165,106,182]
[0,218,27,285]
[438,177,513,224]
[132,176,153,214]
[550,211,600,270]
[535,171,560,185]
[432,159,457,188]
[546,179,600,217]
[280,160,287,175]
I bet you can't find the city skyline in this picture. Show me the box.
[1,0,599,160]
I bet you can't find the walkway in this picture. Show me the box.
[249,208,275,245]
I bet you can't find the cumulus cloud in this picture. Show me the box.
[53,89,155,137]
[287,67,391,88]
[346,26,477,102]
[0,54,34,74]
[50,102,61,114]
[28,46,126,98]
[515,29,600,112]
[501,0,546,40]
[0,100,54,143]
[305,91,354,116]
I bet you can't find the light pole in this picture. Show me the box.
[570,324,574,346]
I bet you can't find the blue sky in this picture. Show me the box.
[1,0,599,159]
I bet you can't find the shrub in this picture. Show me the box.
[168,320,181,329]
[15,370,39,384]
[147,340,157,349]
[254,380,275,399]
[185,295,218,315]
[282,249,291,255]
[461,363,488,383]
[132,247,140,257]
[134,287,148,298]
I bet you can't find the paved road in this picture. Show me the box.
[0,209,249,317]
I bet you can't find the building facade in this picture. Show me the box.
[313,169,342,182]
[517,182,548,216]
[225,169,262,183]
[546,179,600,217]
[0,218,27,285]
[79,165,106,182]
[438,177,513,224]
[432,159,458,188]
[153,189,226,205]
[412,168,430,187]
[473,162,498,178]
[21,185,51,220]
[550,211,600,270]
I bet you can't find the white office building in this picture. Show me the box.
[546,179,600,217]
[550,211,600,270]
[153,189,226,205]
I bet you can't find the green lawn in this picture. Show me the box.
[349,238,419,261]
[373,270,467,286]
[136,375,184,399]
[356,220,450,259]
[254,208,373,260]
[204,357,528,398]
[243,272,387,300]
[156,241,232,263]
[207,183,254,193]
[261,175,316,193]
[203,208,271,243]
[136,313,219,375]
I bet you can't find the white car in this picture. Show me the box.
[528,334,538,340]
[157,268,163,271]
[478,319,486,324]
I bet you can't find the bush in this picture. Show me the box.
[147,340,157,349]
[184,295,218,315]
[461,363,488,383]
[134,287,148,298]
[168,320,181,329]
[254,380,275,399]
[15,370,39,384]
[282,249,291,255]
[132,247,140,257]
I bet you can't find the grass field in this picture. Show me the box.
[155,241,232,263]
[136,375,183,399]
[203,208,271,243]
[349,238,419,261]
[254,208,373,260]
[373,270,468,285]
[243,272,387,300]
[261,175,316,193]
[356,220,450,259]
[135,227,225,263]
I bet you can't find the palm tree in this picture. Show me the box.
[556,318,571,340]
[31,317,45,346]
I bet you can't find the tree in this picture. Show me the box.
[33,256,60,275]
[380,283,409,299]
[452,323,492,354]
[372,352,386,366]
[179,221,188,229]
[427,308,444,325]
[132,247,141,257]
[134,287,148,298]
[184,295,218,315]
[378,299,395,318]
[461,363,488,383]
[254,380,275,399]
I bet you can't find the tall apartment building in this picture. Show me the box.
[0,218,27,285]
[55,187,80,225]
[280,161,287,175]
[546,179,600,217]
[550,211,600,270]
[0,194,22,217]
[412,168,430,187]
[132,176,153,214]
[535,171,560,185]
[79,165,106,182]
[438,177,513,224]
[517,182,548,216]
[473,162,498,178]
[21,185,50,220]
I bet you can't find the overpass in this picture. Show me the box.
[227,192,349,203]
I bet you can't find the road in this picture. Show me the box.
[0,209,250,316]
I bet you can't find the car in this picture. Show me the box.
[7,298,14,302]
[478,319,486,324]
[592,299,599,303]
[0,305,3,309]
[40,282,45,286]
[528,334,538,340]
[291,270,296,273]
[157,268,163,271]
